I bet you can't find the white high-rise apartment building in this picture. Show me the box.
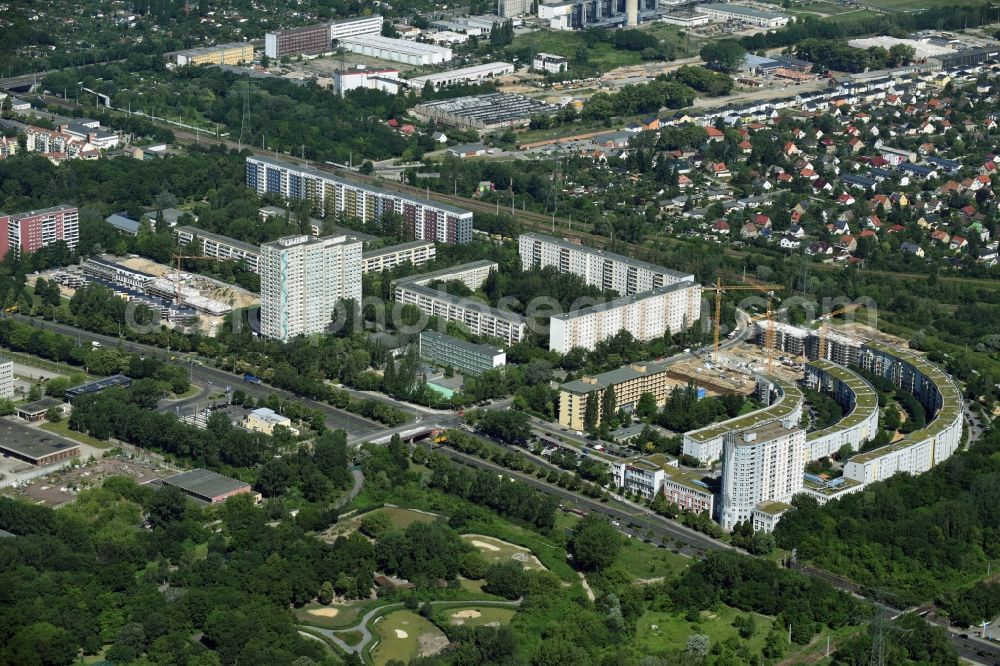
[718,420,806,531]
[260,235,362,342]
[0,356,13,399]
[518,232,694,295]
[548,282,701,353]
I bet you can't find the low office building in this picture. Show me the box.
[533,53,568,74]
[682,375,804,464]
[0,419,79,466]
[612,456,665,500]
[804,360,878,460]
[247,156,473,244]
[559,358,675,431]
[0,355,13,399]
[161,468,254,504]
[519,232,694,296]
[361,240,435,273]
[718,420,806,531]
[419,330,505,376]
[662,464,715,516]
[338,34,453,66]
[15,397,65,423]
[800,473,864,505]
[413,93,558,132]
[695,3,789,28]
[751,501,792,533]
[409,62,514,90]
[174,226,261,273]
[176,42,254,67]
[548,281,701,353]
[243,407,299,436]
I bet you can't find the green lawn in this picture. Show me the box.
[509,30,642,74]
[381,507,439,529]
[334,629,364,646]
[613,536,692,581]
[461,534,548,571]
[861,0,957,9]
[40,419,111,450]
[458,576,485,593]
[442,605,516,628]
[635,606,775,657]
[370,610,447,666]
[294,600,370,629]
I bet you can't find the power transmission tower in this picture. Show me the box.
[238,78,252,150]
[869,604,887,666]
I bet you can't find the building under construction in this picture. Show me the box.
[751,322,863,367]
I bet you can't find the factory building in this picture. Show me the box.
[413,93,558,132]
[538,0,658,30]
[338,34,453,66]
[408,62,515,91]
[333,67,400,96]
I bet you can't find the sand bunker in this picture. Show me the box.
[308,608,339,618]
[395,629,409,639]
[470,540,501,552]
[451,610,482,619]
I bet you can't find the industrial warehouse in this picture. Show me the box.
[413,93,558,131]
[0,420,80,467]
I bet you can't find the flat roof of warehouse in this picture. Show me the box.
[0,419,80,462]
[162,468,250,500]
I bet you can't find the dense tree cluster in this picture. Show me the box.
[427,452,559,531]
[70,386,284,472]
[775,423,1000,606]
[0,483,357,666]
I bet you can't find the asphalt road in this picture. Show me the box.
[948,633,1000,666]
[13,316,389,439]
[419,441,730,555]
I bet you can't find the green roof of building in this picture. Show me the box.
[685,375,802,443]
[806,360,879,441]
[755,500,792,515]
[847,342,962,465]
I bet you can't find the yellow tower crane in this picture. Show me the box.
[743,294,780,374]
[815,303,865,361]
[702,277,783,363]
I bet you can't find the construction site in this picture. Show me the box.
[42,254,258,336]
